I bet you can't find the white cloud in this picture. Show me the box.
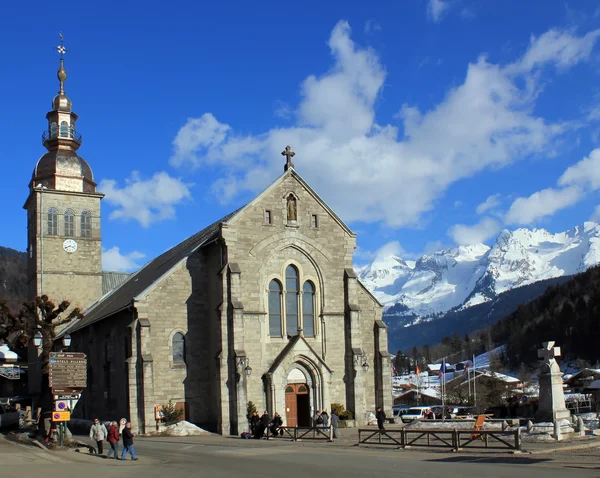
[591,205,600,222]
[374,240,406,260]
[169,114,232,168]
[505,186,582,225]
[103,247,145,272]
[476,194,502,215]
[168,22,599,229]
[448,217,501,245]
[427,0,450,23]
[507,28,600,74]
[559,148,600,190]
[100,171,192,227]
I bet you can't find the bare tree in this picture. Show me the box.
[0,295,82,372]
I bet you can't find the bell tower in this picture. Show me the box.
[23,35,104,311]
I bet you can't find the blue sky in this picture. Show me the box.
[2,0,600,271]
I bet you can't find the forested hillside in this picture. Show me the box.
[491,265,600,368]
[0,246,27,311]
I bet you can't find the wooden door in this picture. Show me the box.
[285,386,297,426]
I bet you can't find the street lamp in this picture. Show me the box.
[33,332,43,348]
[362,361,370,373]
[245,365,252,377]
[62,334,72,348]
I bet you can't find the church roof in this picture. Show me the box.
[66,208,242,333]
[102,271,132,295]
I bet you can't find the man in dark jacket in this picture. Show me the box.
[376,408,386,431]
[249,411,260,436]
[254,411,270,439]
[270,412,283,437]
[120,422,138,461]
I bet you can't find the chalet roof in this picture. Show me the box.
[65,208,242,333]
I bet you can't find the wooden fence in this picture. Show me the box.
[357,427,521,451]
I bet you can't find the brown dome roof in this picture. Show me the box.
[32,150,96,193]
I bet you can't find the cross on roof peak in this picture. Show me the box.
[282,145,296,172]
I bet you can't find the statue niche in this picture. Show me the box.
[287,194,297,222]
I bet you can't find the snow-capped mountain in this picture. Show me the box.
[359,222,600,321]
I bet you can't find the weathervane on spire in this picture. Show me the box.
[57,32,67,57]
[56,32,68,95]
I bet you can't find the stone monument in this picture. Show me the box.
[536,341,570,422]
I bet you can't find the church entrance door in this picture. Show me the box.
[285,383,310,427]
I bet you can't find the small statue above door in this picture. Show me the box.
[287,194,297,222]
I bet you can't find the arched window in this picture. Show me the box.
[285,265,299,336]
[172,332,185,363]
[64,209,75,237]
[47,207,58,235]
[268,279,283,337]
[302,281,315,337]
[60,121,69,137]
[50,122,58,138]
[80,210,92,238]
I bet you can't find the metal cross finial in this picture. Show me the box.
[282,145,296,172]
[57,32,67,57]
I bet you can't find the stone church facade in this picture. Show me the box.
[26,56,392,435]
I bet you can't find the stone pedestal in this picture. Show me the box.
[536,371,570,421]
[536,341,570,423]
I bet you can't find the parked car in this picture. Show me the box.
[402,406,432,423]
[0,403,20,430]
[392,405,411,422]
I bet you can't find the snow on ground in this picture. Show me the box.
[520,419,575,442]
[406,420,502,430]
[157,420,212,436]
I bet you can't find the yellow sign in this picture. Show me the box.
[52,411,71,422]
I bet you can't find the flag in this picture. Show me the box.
[416,365,420,375]
[464,361,471,376]
[438,359,446,380]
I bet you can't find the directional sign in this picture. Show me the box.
[53,411,71,422]
[48,352,87,389]
[54,394,80,400]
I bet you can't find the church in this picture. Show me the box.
[24,53,393,435]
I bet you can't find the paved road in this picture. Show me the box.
[3,434,600,478]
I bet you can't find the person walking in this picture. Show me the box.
[376,407,386,431]
[331,411,340,439]
[120,422,138,461]
[106,421,119,459]
[89,418,108,455]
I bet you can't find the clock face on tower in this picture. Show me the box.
[63,239,78,253]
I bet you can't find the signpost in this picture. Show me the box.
[52,411,71,422]
[48,352,87,446]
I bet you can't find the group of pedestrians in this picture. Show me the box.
[248,410,284,438]
[89,418,138,461]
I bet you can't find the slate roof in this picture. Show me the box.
[67,208,242,333]
[102,271,132,295]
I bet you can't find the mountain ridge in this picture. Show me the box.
[359,221,600,337]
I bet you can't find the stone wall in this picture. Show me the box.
[24,189,103,310]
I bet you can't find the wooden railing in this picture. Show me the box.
[274,426,333,441]
[357,427,522,451]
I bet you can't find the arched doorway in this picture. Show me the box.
[285,383,310,427]
[285,367,311,427]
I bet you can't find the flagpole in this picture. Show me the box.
[473,354,477,410]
